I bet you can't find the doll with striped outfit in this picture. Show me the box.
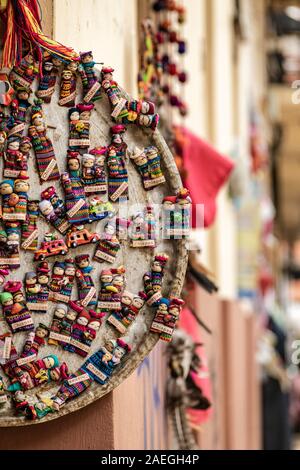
[21,200,39,251]
[79,51,102,103]
[28,100,60,182]
[140,253,169,306]
[0,281,34,333]
[61,151,89,226]
[75,255,97,308]
[9,53,39,91]
[59,61,79,107]
[107,125,128,202]
[36,54,62,104]
[68,103,94,152]
[150,297,184,342]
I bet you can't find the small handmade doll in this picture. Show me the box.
[41,186,66,218]
[0,281,34,333]
[130,146,165,189]
[150,297,184,342]
[11,87,32,133]
[82,339,131,385]
[65,301,104,357]
[93,220,121,264]
[61,151,90,226]
[129,206,156,248]
[52,367,92,410]
[107,291,145,334]
[0,179,28,222]
[79,51,102,103]
[163,188,191,238]
[0,230,9,268]
[68,103,94,151]
[140,253,169,306]
[36,261,50,305]
[25,271,41,310]
[57,306,78,347]
[5,223,21,269]
[36,54,62,103]
[48,304,68,346]
[97,266,125,312]
[25,262,49,312]
[28,100,60,182]
[21,323,49,358]
[48,261,66,302]
[107,125,128,202]
[81,147,107,194]
[9,53,39,90]
[59,61,79,107]
[21,200,39,251]
[75,254,97,308]
[54,258,75,304]
[39,199,71,235]
[3,135,29,179]
[101,66,159,131]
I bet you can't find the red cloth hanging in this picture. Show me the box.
[178,126,235,228]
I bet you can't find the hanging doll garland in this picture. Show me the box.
[0,0,189,425]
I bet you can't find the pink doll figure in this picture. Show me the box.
[81,147,107,194]
[79,51,102,103]
[59,60,79,107]
[150,297,184,342]
[68,103,94,152]
[28,100,60,182]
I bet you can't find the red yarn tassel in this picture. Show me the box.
[1,0,79,69]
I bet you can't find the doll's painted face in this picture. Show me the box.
[113,275,124,288]
[105,224,115,236]
[103,72,113,81]
[0,233,7,243]
[89,320,101,331]
[82,53,93,63]
[105,340,115,352]
[52,57,63,67]
[158,303,168,314]
[44,62,53,72]
[7,232,19,242]
[36,326,48,338]
[152,261,162,273]
[132,297,144,309]
[135,154,147,166]
[80,111,91,121]
[96,155,105,166]
[33,115,44,127]
[3,297,13,306]
[26,276,36,286]
[138,115,151,127]
[55,307,67,319]
[0,133,6,144]
[68,158,80,171]
[54,266,64,276]
[14,293,24,303]
[49,369,60,381]
[114,346,125,360]
[121,294,132,306]
[169,306,180,318]
[20,142,32,153]
[78,259,89,269]
[62,70,72,80]
[70,110,80,121]
[18,90,29,101]
[65,266,75,276]
[15,390,26,402]
[67,61,78,72]
[83,156,94,168]
[41,202,53,216]
[152,285,161,293]
[26,54,34,65]
[8,140,20,151]
[141,101,150,114]
[43,357,55,369]
[112,134,122,144]
[77,316,89,326]
[38,274,49,284]
[134,214,144,225]
[67,311,77,321]
[101,274,112,284]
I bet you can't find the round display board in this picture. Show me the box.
[0,64,188,426]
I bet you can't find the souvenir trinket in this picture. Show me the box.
[61,151,90,225]
[141,253,169,306]
[0,281,34,333]
[129,205,156,248]
[88,196,114,222]
[81,147,107,194]
[39,187,71,235]
[66,226,100,249]
[36,54,62,103]
[97,266,126,311]
[101,66,159,130]
[28,100,60,182]
[93,220,121,264]
[48,304,69,345]
[163,188,191,237]
[52,367,92,409]
[79,51,102,103]
[150,297,184,342]
[75,254,97,308]
[48,258,75,304]
[21,323,49,358]
[9,53,39,90]
[10,87,32,135]
[82,338,131,385]
[5,222,21,269]
[59,61,79,107]
[24,261,50,311]
[107,292,145,334]
[0,179,29,222]
[21,200,39,251]
[34,232,68,262]
[107,125,128,201]
[130,146,165,189]
[64,301,105,357]
[68,103,94,151]
[53,304,78,347]
[0,73,14,106]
